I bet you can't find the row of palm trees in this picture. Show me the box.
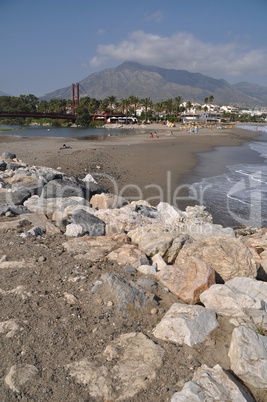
[102,95,184,119]
[76,94,208,124]
[98,95,213,115]
[73,94,216,126]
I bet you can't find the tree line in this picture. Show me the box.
[0,94,209,126]
[0,94,265,126]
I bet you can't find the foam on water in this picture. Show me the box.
[188,128,267,227]
[236,124,267,133]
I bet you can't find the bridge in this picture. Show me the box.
[0,111,76,121]
[0,84,135,124]
[0,83,80,122]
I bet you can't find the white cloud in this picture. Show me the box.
[144,11,163,22]
[89,31,267,81]
[96,28,106,35]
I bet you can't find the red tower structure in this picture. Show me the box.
[72,83,80,115]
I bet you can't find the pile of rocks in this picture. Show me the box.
[0,151,266,401]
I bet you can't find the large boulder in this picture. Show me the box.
[41,178,85,199]
[240,229,267,279]
[156,257,215,304]
[200,277,267,319]
[176,236,257,282]
[63,234,127,261]
[41,176,106,201]
[66,332,164,401]
[100,272,158,314]
[10,175,45,195]
[90,193,128,209]
[171,364,255,402]
[0,187,30,206]
[2,151,16,159]
[228,326,267,389]
[153,303,218,346]
[106,244,147,268]
[94,204,157,234]
[128,225,174,258]
[24,195,90,215]
[71,208,105,236]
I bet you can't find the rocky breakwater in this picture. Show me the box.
[0,151,266,401]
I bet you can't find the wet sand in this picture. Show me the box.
[0,124,261,208]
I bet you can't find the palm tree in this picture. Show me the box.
[140,97,153,123]
[186,101,192,112]
[128,96,139,117]
[174,96,183,116]
[120,98,130,120]
[107,95,117,115]
[99,98,109,113]
[88,98,99,115]
[165,98,174,116]
[209,95,214,104]
[154,101,164,121]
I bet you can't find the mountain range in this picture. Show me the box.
[2,62,267,107]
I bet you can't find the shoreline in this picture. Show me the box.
[0,124,262,212]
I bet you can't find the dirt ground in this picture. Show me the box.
[0,218,265,402]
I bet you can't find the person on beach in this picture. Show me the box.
[60,143,72,150]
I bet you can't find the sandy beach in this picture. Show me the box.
[0,124,261,208]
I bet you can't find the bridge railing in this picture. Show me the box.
[0,111,76,120]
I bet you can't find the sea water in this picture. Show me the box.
[183,125,267,228]
[0,124,133,140]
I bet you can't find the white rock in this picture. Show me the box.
[200,277,267,318]
[24,195,89,215]
[0,259,35,270]
[171,364,255,402]
[226,277,267,303]
[63,292,78,304]
[67,332,164,400]
[185,222,235,240]
[153,303,218,346]
[137,264,157,275]
[157,202,185,225]
[151,253,167,271]
[5,364,38,393]
[82,173,97,183]
[65,223,84,237]
[183,205,213,224]
[0,319,22,338]
[90,193,128,209]
[228,326,267,389]
[0,285,31,299]
[94,205,155,234]
[127,225,174,258]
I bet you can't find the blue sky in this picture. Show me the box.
[1,0,267,96]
